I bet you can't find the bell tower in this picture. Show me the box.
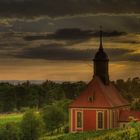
[93,26,109,85]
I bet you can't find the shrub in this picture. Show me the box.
[42,105,65,133]
[0,122,21,140]
[20,109,44,140]
[20,107,30,113]
[63,126,69,134]
[94,125,140,140]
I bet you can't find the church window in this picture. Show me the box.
[77,112,82,128]
[98,112,104,129]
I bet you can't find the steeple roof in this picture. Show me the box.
[94,26,109,61]
[94,50,109,61]
[99,25,103,50]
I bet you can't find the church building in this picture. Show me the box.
[69,27,140,132]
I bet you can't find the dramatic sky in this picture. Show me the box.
[0,0,140,81]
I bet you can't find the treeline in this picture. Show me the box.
[0,77,140,113]
[0,81,86,112]
[114,77,140,111]
[114,77,140,101]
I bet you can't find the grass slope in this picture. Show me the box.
[43,124,140,140]
[0,113,23,125]
[41,130,110,140]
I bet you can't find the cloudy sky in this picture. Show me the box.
[0,0,140,81]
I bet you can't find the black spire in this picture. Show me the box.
[93,26,109,85]
[99,25,103,50]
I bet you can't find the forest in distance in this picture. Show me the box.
[0,77,140,113]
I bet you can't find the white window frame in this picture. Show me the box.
[96,111,105,130]
[75,110,83,130]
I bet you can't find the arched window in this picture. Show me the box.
[77,112,82,128]
[97,112,104,129]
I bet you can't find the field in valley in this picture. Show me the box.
[0,113,23,125]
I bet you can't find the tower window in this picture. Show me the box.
[77,112,82,128]
[97,112,104,129]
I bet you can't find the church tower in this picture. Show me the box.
[69,26,130,133]
[93,26,109,85]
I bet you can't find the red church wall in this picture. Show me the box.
[112,108,126,128]
[70,108,109,132]
[83,110,96,131]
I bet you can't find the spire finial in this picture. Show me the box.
[99,25,103,50]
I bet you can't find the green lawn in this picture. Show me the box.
[41,130,110,140]
[0,113,23,125]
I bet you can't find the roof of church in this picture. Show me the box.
[119,110,140,122]
[69,76,129,108]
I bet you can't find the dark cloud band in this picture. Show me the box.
[15,44,140,62]
[0,0,140,18]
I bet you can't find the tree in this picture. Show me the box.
[42,81,66,104]
[115,77,140,102]
[53,99,71,122]
[20,110,44,140]
[131,99,140,111]
[14,84,29,110]
[0,83,16,112]
[42,105,65,133]
[27,85,40,108]
[62,81,86,99]
[0,122,21,140]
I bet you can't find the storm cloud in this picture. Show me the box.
[0,0,139,18]
[24,28,126,41]
[15,44,140,62]
[0,32,140,62]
